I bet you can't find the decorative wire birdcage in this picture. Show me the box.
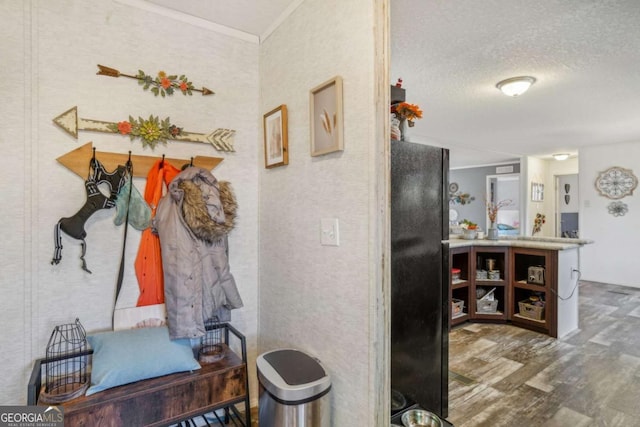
[198,316,224,364]
[39,318,89,403]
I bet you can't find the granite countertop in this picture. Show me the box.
[444,235,594,251]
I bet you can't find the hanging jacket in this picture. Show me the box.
[153,167,243,339]
[134,160,180,307]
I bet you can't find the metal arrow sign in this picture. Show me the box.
[53,106,235,152]
[57,142,224,179]
[97,64,215,96]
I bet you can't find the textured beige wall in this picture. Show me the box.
[0,0,30,405]
[1,0,259,404]
[258,0,380,424]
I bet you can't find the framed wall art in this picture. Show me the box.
[310,76,344,156]
[531,182,544,202]
[263,104,288,168]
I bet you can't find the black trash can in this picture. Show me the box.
[257,349,331,427]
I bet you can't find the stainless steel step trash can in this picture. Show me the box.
[257,349,331,427]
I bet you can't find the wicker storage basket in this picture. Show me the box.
[518,300,545,321]
[476,299,498,313]
[452,299,465,317]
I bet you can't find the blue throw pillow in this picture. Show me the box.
[497,223,516,230]
[86,326,201,396]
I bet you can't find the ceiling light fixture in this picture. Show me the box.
[496,76,536,97]
[552,153,570,161]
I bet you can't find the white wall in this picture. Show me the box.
[545,157,579,236]
[1,0,259,404]
[580,141,640,287]
[524,156,551,236]
[259,0,381,425]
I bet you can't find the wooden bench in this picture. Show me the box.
[28,323,250,427]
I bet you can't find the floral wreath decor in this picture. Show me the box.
[107,116,182,150]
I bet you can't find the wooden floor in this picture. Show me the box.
[448,280,640,427]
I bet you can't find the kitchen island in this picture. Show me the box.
[445,236,593,338]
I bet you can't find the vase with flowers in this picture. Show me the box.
[486,199,512,240]
[391,102,423,141]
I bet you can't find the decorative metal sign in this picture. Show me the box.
[608,201,628,217]
[595,166,638,199]
[97,65,214,97]
[53,106,235,152]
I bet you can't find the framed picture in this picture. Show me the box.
[310,76,344,156]
[531,182,544,201]
[263,104,288,168]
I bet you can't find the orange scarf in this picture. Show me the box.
[134,160,180,306]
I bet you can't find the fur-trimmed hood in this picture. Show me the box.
[155,166,243,339]
[169,167,237,244]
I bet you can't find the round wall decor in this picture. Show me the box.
[595,166,638,199]
[608,201,628,217]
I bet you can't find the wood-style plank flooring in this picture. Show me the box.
[448,280,640,427]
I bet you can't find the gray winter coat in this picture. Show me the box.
[153,167,243,339]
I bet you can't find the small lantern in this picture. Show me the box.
[198,316,224,364]
[40,318,89,403]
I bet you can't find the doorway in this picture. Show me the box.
[486,174,520,234]
[555,174,579,238]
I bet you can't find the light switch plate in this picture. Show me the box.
[320,218,340,246]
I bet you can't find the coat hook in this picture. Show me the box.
[161,154,165,166]
[190,157,194,167]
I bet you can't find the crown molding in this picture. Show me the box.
[260,0,305,43]
[113,0,259,44]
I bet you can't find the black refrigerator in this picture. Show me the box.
[390,140,449,421]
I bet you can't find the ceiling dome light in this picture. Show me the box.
[552,153,570,161]
[496,76,536,97]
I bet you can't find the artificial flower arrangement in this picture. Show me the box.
[460,219,478,230]
[486,199,512,226]
[392,102,423,127]
[532,213,546,235]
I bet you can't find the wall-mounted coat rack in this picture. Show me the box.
[57,142,223,179]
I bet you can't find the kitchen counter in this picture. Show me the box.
[446,236,593,338]
[445,235,593,251]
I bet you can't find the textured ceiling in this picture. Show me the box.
[144,0,640,168]
[391,0,640,168]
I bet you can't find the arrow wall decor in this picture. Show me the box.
[57,142,224,179]
[53,106,235,152]
[97,64,215,97]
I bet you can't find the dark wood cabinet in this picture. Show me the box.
[471,246,509,322]
[450,247,471,327]
[510,247,558,337]
[449,244,560,337]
